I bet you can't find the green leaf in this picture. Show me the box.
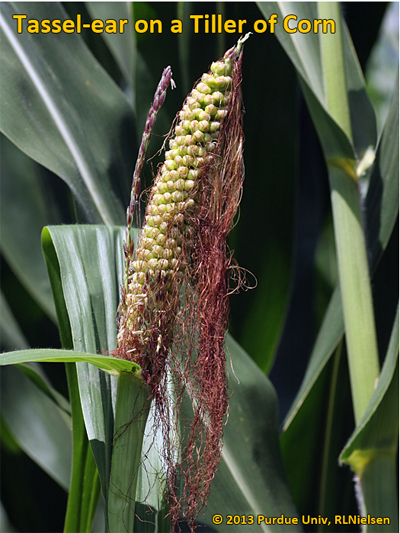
[0,500,16,533]
[85,2,136,98]
[340,307,399,532]
[42,224,145,532]
[41,223,298,530]
[44,225,126,355]
[108,373,151,533]
[341,306,398,457]
[258,3,324,102]
[316,4,379,426]
[0,290,29,351]
[283,286,343,430]
[0,348,139,375]
[43,225,105,533]
[0,365,72,491]
[203,334,300,532]
[64,363,101,533]
[16,362,71,415]
[0,1,135,225]
[0,134,65,322]
[275,12,398,519]
[257,2,377,158]
[367,71,399,261]
[284,67,399,432]
[43,224,128,495]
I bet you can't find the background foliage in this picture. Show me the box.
[1,2,398,532]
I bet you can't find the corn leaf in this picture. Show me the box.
[0,1,135,226]
[0,349,139,375]
[107,373,151,533]
[40,223,298,530]
[281,66,398,523]
[0,289,29,351]
[203,335,300,532]
[0,500,16,533]
[42,225,132,503]
[263,2,398,520]
[340,307,399,532]
[0,365,72,491]
[63,362,101,533]
[258,2,377,158]
[42,225,160,532]
[259,7,381,423]
[0,136,61,321]
[16,362,71,415]
[284,71,399,431]
[85,2,136,98]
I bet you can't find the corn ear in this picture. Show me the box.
[117,39,247,361]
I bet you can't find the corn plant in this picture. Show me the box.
[1,2,398,533]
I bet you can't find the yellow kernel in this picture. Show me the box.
[159,259,169,270]
[199,120,210,132]
[153,245,164,257]
[172,191,184,202]
[193,157,205,168]
[178,166,189,178]
[163,248,173,259]
[210,122,220,133]
[186,97,198,108]
[184,180,195,191]
[148,204,159,216]
[156,233,166,245]
[205,141,216,152]
[165,202,176,213]
[163,192,172,203]
[137,249,153,261]
[175,179,185,191]
[165,159,178,171]
[182,155,194,167]
[159,221,168,234]
[192,89,205,104]
[193,130,204,142]
[188,169,201,180]
[157,182,168,193]
[196,82,212,94]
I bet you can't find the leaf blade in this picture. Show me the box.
[0,2,135,225]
